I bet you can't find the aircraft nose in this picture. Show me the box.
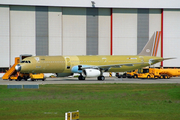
[15,64,21,71]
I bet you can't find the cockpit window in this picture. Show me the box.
[21,61,25,63]
[21,61,31,63]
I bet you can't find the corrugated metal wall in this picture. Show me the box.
[86,8,98,55]
[137,9,149,54]
[0,6,9,67]
[10,6,35,65]
[62,8,86,55]
[163,9,180,67]
[98,8,110,55]
[36,6,49,56]
[113,8,137,55]
[48,7,62,56]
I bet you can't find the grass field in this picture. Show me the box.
[0,83,180,120]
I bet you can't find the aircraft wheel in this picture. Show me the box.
[78,76,85,80]
[97,76,105,81]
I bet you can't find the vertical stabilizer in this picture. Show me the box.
[138,31,161,56]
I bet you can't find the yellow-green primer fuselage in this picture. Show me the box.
[18,55,162,74]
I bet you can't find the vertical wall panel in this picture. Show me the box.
[10,6,35,65]
[86,8,98,55]
[48,7,62,55]
[163,9,180,67]
[98,8,110,55]
[113,9,137,55]
[62,8,86,55]
[149,9,161,40]
[0,6,9,67]
[36,6,48,56]
[137,9,149,54]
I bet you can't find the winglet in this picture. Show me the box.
[138,31,161,56]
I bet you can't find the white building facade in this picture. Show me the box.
[0,0,180,72]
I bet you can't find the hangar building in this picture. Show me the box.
[0,0,180,72]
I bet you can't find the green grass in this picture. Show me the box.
[0,84,180,120]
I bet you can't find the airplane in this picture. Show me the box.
[15,31,173,80]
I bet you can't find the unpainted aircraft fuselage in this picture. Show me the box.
[17,55,162,74]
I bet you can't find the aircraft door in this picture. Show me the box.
[33,57,41,73]
[35,57,41,67]
[65,57,71,69]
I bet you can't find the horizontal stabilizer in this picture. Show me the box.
[162,57,176,60]
[149,57,176,65]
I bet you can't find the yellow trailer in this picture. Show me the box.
[29,73,45,81]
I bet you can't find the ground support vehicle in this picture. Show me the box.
[11,73,30,81]
[115,73,126,78]
[126,70,138,78]
[138,68,180,79]
[2,57,30,81]
[30,73,45,81]
[2,55,45,81]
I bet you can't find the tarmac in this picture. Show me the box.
[1,77,180,85]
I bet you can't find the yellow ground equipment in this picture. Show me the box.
[2,57,24,80]
[138,68,180,79]
[2,55,45,81]
[126,70,138,78]
[30,73,45,81]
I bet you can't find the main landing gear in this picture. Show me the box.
[78,74,105,81]
[97,76,105,81]
[78,74,85,80]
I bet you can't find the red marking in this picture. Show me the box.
[155,32,161,56]
[153,31,158,56]
[110,8,113,55]
[161,9,163,67]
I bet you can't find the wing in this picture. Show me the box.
[81,62,145,71]
[81,57,175,70]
